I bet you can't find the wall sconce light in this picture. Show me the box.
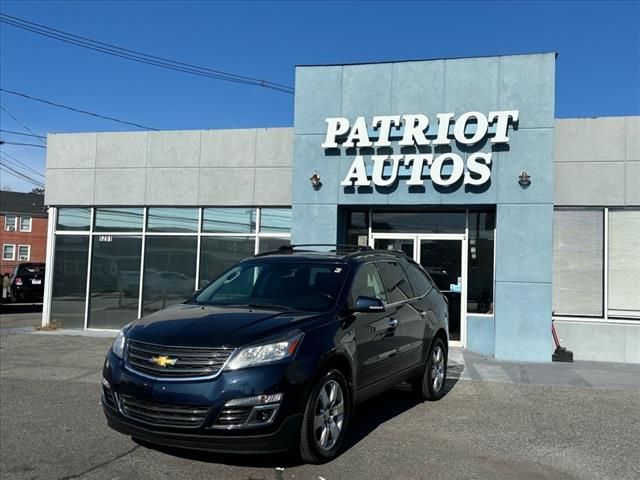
[518,170,531,188]
[310,171,322,190]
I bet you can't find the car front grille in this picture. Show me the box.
[125,339,234,379]
[119,395,209,428]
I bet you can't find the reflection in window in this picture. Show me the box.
[57,208,91,231]
[199,236,255,289]
[345,211,369,247]
[142,236,197,315]
[467,211,495,314]
[202,208,255,233]
[88,236,142,329]
[147,208,198,233]
[95,208,144,232]
[51,235,89,328]
[258,237,290,253]
[372,211,465,234]
[260,208,292,233]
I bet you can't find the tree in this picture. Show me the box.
[30,187,44,195]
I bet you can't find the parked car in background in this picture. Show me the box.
[102,245,449,463]
[10,262,45,302]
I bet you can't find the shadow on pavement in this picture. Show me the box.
[0,302,43,314]
[134,377,461,468]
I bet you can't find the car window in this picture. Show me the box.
[403,262,432,297]
[349,263,388,306]
[195,261,349,312]
[376,261,413,303]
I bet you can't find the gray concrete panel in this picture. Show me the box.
[147,130,201,168]
[555,162,626,206]
[499,54,555,129]
[555,117,626,162]
[145,167,200,205]
[198,168,255,206]
[554,320,640,363]
[47,133,97,169]
[391,60,444,114]
[96,132,148,168]
[293,135,340,205]
[627,116,640,160]
[45,169,96,205]
[254,168,292,205]
[200,129,256,168]
[443,56,498,115]
[94,168,146,205]
[625,162,640,205]
[255,128,293,167]
[341,63,393,121]
[294,66,342,135]
[291,203,337,244]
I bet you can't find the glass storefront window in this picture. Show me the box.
[258,237,290,253]
[199,236,255,289]
[142,236,197,315]
[372,211,465,234]
[57,208,91,231]
[87,236,142,329]
[552,210,604,317]
[50,235,89,328]
[345,211,369,246]
[202,208,256,233]
[467,210,495,314]
[260,208,292,233]
[94,208,144,232]
[608,210,640,319]
[147,208,199,233]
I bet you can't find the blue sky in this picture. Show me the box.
[1,0,639,191]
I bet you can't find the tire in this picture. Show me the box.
[299,369,350,463]
[412,337,448,401]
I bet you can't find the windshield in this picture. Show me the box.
[194,261,349,312]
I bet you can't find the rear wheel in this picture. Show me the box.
[412,338,448,401]
[299,369,349,463]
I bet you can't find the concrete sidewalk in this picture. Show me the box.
[448,348,640,391]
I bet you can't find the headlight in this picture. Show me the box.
[111,329,126,359]
[226,331,304,370]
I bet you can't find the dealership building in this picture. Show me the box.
[41,52,639,363]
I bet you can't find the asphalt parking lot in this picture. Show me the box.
[1,310,639,480]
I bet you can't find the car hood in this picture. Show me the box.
[125,303,323,348]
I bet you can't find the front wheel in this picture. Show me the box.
[412,338,448,401]
[299,369,350,463]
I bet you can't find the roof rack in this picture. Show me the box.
[255,244,373,257]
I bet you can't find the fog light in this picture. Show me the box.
[102,378,111,389]
[225,393,283,407]
[256,410,272,422]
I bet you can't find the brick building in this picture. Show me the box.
[0,191,48,275]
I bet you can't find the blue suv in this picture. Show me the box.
[102,245,449,463]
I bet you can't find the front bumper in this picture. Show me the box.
[103,403,301,454]
[102,350,310,453]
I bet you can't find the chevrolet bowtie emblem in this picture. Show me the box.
[149,355,177,367]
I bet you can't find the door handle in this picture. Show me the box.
[387,319,399,328]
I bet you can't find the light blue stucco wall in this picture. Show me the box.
[292,53,556,362]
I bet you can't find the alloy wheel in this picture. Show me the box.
[313,379,345,451]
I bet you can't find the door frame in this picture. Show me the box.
[370,232,468,347]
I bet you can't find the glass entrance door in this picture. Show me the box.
[372,234,466,345]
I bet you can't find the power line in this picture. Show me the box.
[0,161,45,188]
[0,151,44,178]
[0,140,46,148]
[0,129,47,140]
[0,88,159,131]
[0,105,47,145]
[0,13,295,95]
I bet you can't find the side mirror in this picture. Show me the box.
[353,296,385,313]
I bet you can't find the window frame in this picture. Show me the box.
[17,245,30,261]
[19,216,32,232]
[3,244,16,261]
[5,215,17,232]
